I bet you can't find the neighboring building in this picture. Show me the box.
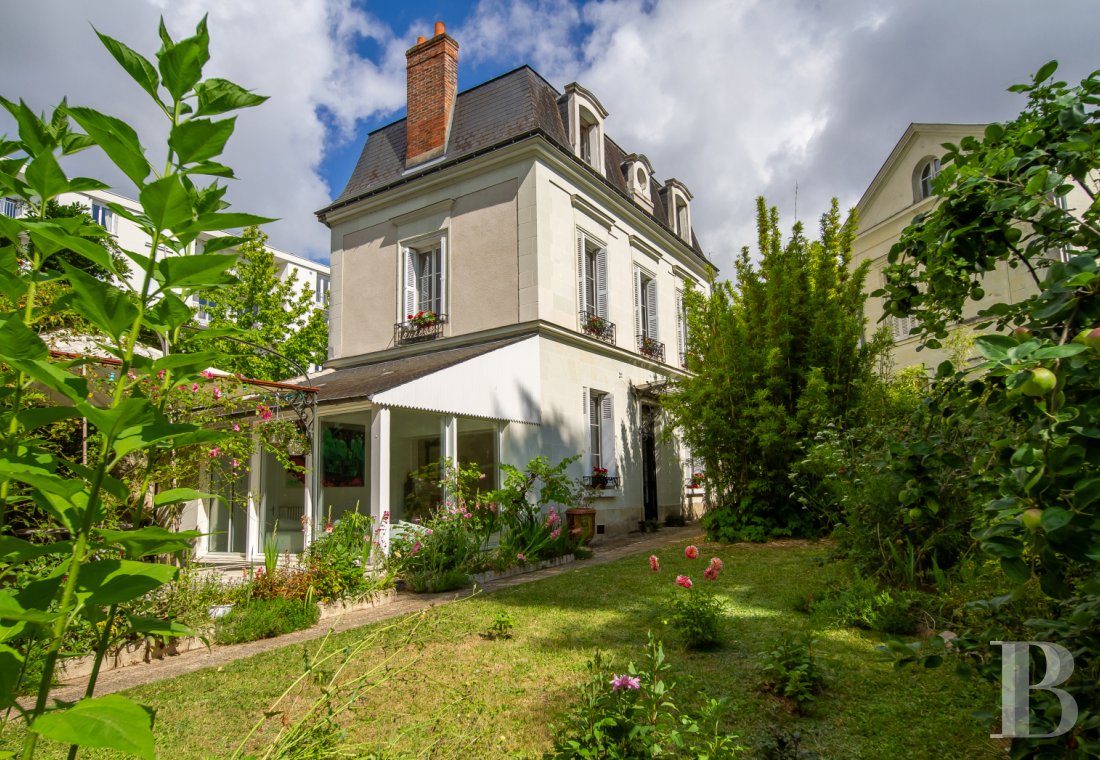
[198,21,715,560]
[851,122,1077,369]
[0,187,330,330]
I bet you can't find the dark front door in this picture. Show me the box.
[641,405,658,521]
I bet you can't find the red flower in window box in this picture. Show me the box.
[407,310,438,328]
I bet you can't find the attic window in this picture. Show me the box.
[916,158,941,201]
[579,107,601,170]
[626,157,654,211]
[675,198,689,238]
[665,181,692,243]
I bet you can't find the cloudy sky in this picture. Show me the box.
[2,0,1098,275]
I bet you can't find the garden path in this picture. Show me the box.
[41,525,702,707]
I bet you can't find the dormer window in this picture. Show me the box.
[915,157,941,202]
[562,83,608,176]
[623,154,654,211]
[664,180,693,243]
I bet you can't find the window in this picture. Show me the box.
[576,231,608,318]
[917,158,941,201]
[402,239,446,320]
[90,202,115,234]
[194,297,213,324]
[634,267,663,360]
[675,198,689,239]
[315,272,330,305]
[583,387,615,483]
[665,181,693,242]
[1,197,22,218]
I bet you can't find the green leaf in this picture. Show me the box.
[94,527,200,559]
[156,251,237,290]
[139,175,193,232]
[183,161,235,178]
[0,536,72,565]
[145,292,194,332]
[0,591,60,625]
[153,488,215,507]
[76,559,177,607]
[13,406,80,434]
[95,29,161,105]
[0,97,50,155]
[157,16,209,101]
[1033,60,1058,83]
[194,78,268,116]
[1001,556,1031,583]
[168,117,235,165]
[0,315,48,361]
[974,334,1016,361]
[200,235,246,254]
[3,357,87,404]
[0,644,24,707]
[31,694,155,760]
[1040,507,1073,533]
[65,106,151,186]
[23,151,70,202]
[1031,343,1086,360]
[124,614,195,640]
[23,219,115,272]
[62,263,140,341]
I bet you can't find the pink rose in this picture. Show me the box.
[676,575,692,589]
[649,555,660,572]
[684,545,699,560]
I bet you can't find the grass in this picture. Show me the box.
[14,540,1002,758]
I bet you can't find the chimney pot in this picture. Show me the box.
[405,23,459,167]
[434,21,446,36]
[416,35,426,44]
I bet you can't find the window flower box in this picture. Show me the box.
[637,334,665,362]
[579,310,616,344]
[394,312,448,345]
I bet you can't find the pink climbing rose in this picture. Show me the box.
[676,575,693,589]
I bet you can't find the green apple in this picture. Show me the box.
[1013,327,1031,339]
[1020,367,1057,396]
[1021,508,1043,532]
[908,508,922,521]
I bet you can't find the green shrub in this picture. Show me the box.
[548,635,745,759]
[666,586,724,650]
[403,567,470,594]
[214,598,319,645]
[759,634,824,714]
[306,510,385,601]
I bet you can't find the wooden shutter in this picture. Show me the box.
[596,247,609,320]
[675,289,685,358]
[402,247,416,320]
[645,276,658,340]
[437,237,447,315]
[633,267,642,344]
[576,233,587,314]
[600,393,615,477]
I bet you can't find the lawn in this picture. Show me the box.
[22,539,1002,758]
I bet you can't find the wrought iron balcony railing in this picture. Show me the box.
[582,475,620,489]
[579,310,615,345]
[395,313,448,345]
[637,334,665,362]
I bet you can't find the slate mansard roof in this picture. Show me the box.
[318,66,709,264]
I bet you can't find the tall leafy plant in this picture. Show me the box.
[0,17,270,758]
[667,198,874,541]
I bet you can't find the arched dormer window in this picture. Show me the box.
[914,157,941,202]
[664,180,693,243]
[562,83,609,175]
[622,153,654,211]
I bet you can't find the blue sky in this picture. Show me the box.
[3,1,1099,272]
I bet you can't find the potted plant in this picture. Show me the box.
[407,310,438,329]
[582,313,607,337]
[690,472,704,489]
[591,466,609,489]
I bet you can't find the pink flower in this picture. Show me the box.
[464,512,472,519]
[676,575,693,589]
[516,553,526,563]
[411,541,422,554]
[213,387,223,400]
[570,527,582,537]
[190,383,200,392]
[550,528,561,539]
[230,459,240,469]
[324,521,334,534]
[382,511,390,522]
[610,674,641,691]
[200,370,215,379]
[649,555,660,572]
[208,447,221,458]
[704,566,719,581]
[257,405,273,421]
[157,369,166,380]
[684,545,699,560]
[233,423,241,432]
[708,557,723,572]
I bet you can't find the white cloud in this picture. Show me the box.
[0,0,408,262]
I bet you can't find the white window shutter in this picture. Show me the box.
[576,233,586,314]
[438,237,447,315]
[601,393,615,477]
[596,247,609,320]
[646,276,659,340]
[633,268,642,343]
[581,386,590,461]
[402,247,416,320]
[675,289,685,357]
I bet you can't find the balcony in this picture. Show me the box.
[0,197,23,218]
[637,334,665,362]
[394,313,447,345]
[579,310,616,345]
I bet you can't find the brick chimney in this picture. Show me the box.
[405,21,459,167]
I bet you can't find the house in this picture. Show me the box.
[200,21,714,560]
[852,123,1084,370]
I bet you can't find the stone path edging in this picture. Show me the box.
[38,525,700,707]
